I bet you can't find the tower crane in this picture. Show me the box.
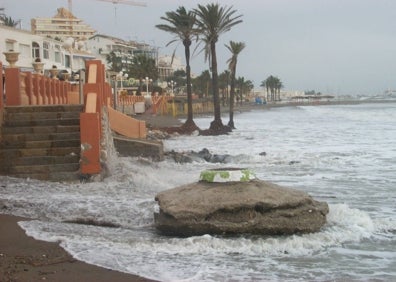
[66,0,147,26]
[95,0,146,7]
[67,0,146,13]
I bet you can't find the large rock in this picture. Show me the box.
[154,179,329,236]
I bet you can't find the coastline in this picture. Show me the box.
[0,214,157,282]
[135,99,396,129]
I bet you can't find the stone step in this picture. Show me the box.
[0,147,80,158]
[0,155,79,169]
[1,125,80,135]
[1,105,84,182]
[4,105,83,113]
[3,118,80,127]
[5,163,80,174]
[5,111,81,121]
[0,139,80,149]
[1,132,80,142]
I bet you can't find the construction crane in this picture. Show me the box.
[67,0,146,13]
[67,0,146,27]
[95,0,146,7]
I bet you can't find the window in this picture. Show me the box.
[54,44,62,63]
[43,42,50,59]
[65,54,70,68]
[32,42,40,59]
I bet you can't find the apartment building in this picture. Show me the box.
[1,24,95,73]
[31,7,95,41]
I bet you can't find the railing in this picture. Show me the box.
[2,66,79,106]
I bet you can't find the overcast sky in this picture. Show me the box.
[2,0,396,95]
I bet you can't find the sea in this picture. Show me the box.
[1,102,395,282]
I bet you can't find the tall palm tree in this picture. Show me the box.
[194,3,243,133]
[225,41,245,129]
[129,54,158,95]
[156,6,200,130]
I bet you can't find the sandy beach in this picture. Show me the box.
[0,214,157,282]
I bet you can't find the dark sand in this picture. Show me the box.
[0,214,157,282]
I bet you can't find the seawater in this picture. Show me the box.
[1,102,395,281]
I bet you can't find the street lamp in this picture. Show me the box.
[118,71,128,90]
[168,80,176,96]
[117,71,129,113]
[143,76,152,97]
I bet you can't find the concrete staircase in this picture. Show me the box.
[0,105,83,182]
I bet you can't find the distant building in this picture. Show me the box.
[0,24,95,73]
[87,34,182,82]
[86,34,136,71]
[157,54,184,82]
[31,7,96,41]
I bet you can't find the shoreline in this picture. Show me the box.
[136,98,396,129]
[0,214,157,282]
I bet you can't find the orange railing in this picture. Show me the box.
[3,66,78,106]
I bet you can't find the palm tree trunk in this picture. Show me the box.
[210,41,224,131]
[182,40,198,131]
[228,65,236,129]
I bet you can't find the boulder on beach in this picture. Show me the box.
[154,175,329,237]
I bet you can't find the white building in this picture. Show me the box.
[86,34,136,70]
[0,24,95,73]
[87,34,183,82]
[31,7,96,42]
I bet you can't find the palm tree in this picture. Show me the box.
[106,51,122,72]
[128,54,158,95]
[260,80,269,102]
[194,3,243,133]
[262,75,279,102]
[156,6,200,131]
[275,79,283,101]
[0,15,19,27]
[192,70,211,98]
[225,41,245,129]
[218,70,230,106]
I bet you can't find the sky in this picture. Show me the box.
[2,0,396,96]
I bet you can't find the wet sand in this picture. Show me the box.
[0,214,157,282]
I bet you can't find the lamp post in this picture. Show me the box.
[142,76,153,110]
[168,80,177,117]
[119,71,128,90]
[118,71,128,113]
[168,80,176,96]
[143,76,152,97]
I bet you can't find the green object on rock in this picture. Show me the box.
[199,168,256,183]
